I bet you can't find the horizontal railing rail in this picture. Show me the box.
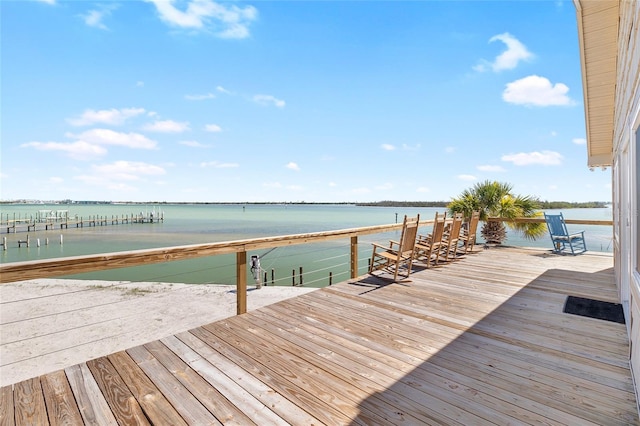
[488,217,613,226]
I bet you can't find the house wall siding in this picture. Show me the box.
[613,0,640,151]
[613,0,640,402]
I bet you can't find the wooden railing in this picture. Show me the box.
[0,221,423,313]
[0,217,613,314]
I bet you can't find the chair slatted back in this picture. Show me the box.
[449,213,463,240]
[545,213,569,237]
[467,211,480,235]
[399,214,420,254]
[431,212,447,242]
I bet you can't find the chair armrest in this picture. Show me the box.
[371,242,399,252]
[568,231,585,238]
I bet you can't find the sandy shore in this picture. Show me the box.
[0,278,317,387]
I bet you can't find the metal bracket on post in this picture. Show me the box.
[251,255,262,289]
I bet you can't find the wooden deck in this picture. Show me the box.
[1,246,637,425]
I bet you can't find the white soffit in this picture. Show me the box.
[574,0,618,167]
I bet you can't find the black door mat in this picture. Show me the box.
[563,296,625,324]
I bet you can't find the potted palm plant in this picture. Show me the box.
[447,180,547,245]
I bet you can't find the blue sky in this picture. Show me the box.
[2,0,612,203]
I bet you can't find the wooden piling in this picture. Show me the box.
[18,234,30,248]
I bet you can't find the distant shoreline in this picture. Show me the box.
[0,200,612,209]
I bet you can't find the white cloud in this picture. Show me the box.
[136,81,145,87]
[287,185,303,191]
[253,94,285,108]
[416,186,430,193]
[21,141,107,160]
[48,177,64,184]
[35,0,56,4]
[477,165,506,172]
[503,75,575,106]
[501,150,563,166]
[286,162,300,171]
[458,174,477,181]
[91,161,166,180]
[217,86,233,94]
[146,0,258,38]
[572,138,587,145]
[329,182,337,187]
[445,147,456,154]
[474,33,534,72]
[185,93,216,100]
[67,108,146,126]
[75,161,166,191]
[180,140,209,148]
[23,129,157,163]
[205,124,222,132]
[200,161,239,168]
[67,129,157,149]
[80,4,118,30]
[143,119,190,133]
[381,144,396,151]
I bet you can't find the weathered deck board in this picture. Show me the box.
[86,356,150,425]
[40,370,83,425]
[64,363,118,425]
[139,340,254,425]
[1,247,637,425]
[13,378,48,426]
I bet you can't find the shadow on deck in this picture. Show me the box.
[1,246,637,425]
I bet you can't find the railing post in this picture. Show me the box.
[350,236,358,279]
[237,251,247,315]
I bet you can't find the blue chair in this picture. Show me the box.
[544,212,587,255]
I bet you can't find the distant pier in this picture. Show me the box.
[1,209,164,235]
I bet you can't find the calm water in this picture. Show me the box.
[0,204,613,287]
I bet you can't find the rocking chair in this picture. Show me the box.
[441,212,464,261]
[459,210,480,254]
[369,214,420,282]
[414,212,447,267]
[544,212,587,255]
